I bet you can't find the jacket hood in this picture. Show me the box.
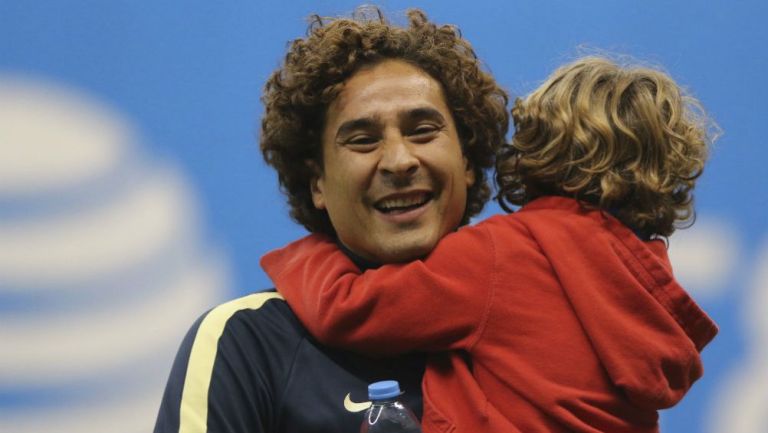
[519,196,718,409]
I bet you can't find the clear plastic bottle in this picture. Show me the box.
[360,380,422,433]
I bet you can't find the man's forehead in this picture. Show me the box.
[330,61,444,109]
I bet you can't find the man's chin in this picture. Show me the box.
[369,236,438,264]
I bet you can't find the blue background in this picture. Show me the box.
[1,1,766,432]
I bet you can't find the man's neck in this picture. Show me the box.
[336,241,381,271]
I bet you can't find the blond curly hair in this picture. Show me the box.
[497,56,717,237]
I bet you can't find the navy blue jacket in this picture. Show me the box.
[154,290,425,433]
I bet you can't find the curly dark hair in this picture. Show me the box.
[260,7,509,235]
[497,56,718,237]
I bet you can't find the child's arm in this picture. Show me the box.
[260,223,496,354]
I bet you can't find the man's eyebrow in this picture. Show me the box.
[403,107,446,123]
[335,117,379,140]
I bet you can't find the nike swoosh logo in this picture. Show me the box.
[343,393,372,413]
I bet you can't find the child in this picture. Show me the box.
[261,56,719,432]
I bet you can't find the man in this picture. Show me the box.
[154,7,508,433]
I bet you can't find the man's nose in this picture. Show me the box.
[379,134,419,178]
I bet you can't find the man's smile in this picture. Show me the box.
[373,191,433,214]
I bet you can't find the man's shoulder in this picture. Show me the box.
[203,290,306,339]
[184,290,309,357]
[187,290,315,377]
[154,290,308,433]
[155,289,426,433]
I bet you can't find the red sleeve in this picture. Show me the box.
[260,224,497,354]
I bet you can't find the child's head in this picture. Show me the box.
[497,56,717,237]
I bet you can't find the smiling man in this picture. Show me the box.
[313,59,476,263]
[154,7,508,433]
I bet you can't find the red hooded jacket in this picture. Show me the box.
[262,196,718,432]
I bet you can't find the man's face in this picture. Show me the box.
[312,59,475,263]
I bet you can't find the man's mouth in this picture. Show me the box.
[373,192,433,215]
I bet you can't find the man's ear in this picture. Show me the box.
[307,160,326,210]
[464,157,476,188]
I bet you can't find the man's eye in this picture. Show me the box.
[344,136,379,151]
[410,125,440,140]
[349,136,377,144]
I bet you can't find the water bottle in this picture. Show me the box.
[360,380,422,433]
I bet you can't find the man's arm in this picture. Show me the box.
[261,222,498,354]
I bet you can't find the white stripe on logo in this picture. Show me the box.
[343,393,372,413]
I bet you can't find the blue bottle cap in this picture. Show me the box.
[368,380,402,401]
